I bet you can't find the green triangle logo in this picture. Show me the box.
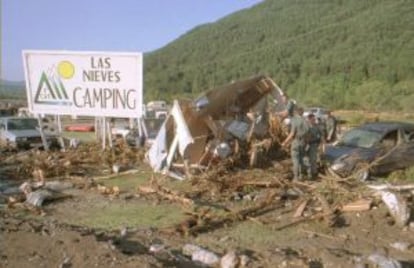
[34,72,71,105]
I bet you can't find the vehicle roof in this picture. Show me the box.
[358,121,414,133]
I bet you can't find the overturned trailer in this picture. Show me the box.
[147,75,287,179]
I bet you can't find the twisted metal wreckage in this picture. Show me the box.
[147,75,288,180]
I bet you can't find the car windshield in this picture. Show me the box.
[337,128,383,148]
[7,118,39,130]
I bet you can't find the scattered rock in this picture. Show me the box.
[119,226,128,238]
[220,251,239,268]
[182,244,220,266]
[182,244,201,256]
[239,255,250,267]
[390,242,411,251]
[368,253,402,268]
[59,256,72,268]
[149,244,165,253]
[192,249,220,266]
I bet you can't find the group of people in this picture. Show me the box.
[278,94,337,181]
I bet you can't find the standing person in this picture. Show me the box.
[316,116,327,152]
[305,113,323,180]
[276,94,296,124]
[276,93,296,131]
[281,106,308,181]
[325,110,337,143]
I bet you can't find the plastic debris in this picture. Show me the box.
[390,242,411,251]
[367,253,402,268]
[380,191,410,227]
[25,189,53,207]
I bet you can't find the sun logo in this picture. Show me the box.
[57,61,75,79]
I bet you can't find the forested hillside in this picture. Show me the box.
[0,80,25,99]
[144,0,414,112]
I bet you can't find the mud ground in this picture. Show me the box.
[1,147,414,267]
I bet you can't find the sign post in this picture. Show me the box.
[36,115,50,151]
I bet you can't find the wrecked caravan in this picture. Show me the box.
[147,75,287,179]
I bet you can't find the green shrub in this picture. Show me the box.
[347,113,367,126]
[403,166,414,181]
[387,167,414,182]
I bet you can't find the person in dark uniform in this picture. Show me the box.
[305,113,324,179]
[281,106,308,181]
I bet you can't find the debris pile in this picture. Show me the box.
[131,171,414,241]
[0,140,145,180]
[147,75,289,180]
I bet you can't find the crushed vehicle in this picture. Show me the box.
[323,121,414,180]
[147,75,288,179]
[0,116,58,149]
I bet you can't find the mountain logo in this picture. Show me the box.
[34,61,74,105]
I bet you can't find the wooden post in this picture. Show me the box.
[107,118,113,148]
[94,117,100,140]
[139,118,147,138]
[54,114,65,151]
[57,114,62,133]
[102,117,106,150]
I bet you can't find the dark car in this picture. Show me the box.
[323,121,414,180]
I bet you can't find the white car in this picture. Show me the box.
[0,117,43,149]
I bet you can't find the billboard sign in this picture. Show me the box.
[23,50,143,118]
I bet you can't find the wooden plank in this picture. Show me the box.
[341,199,372,212]
[293,199,309,218]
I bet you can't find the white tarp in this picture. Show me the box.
[170,100,194,156]
[147,120,168,171]
[147,100,194,172]
[23,50,143,118]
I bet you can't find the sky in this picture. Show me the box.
[1,0,263,81]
